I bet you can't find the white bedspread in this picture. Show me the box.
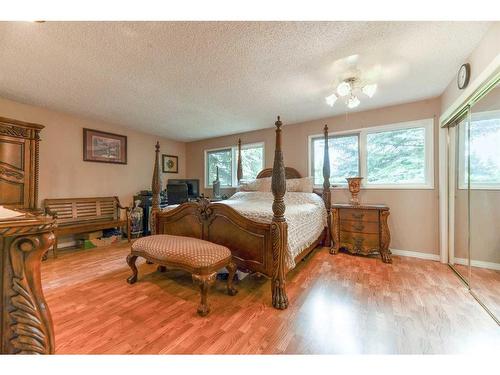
[221,192,327,269]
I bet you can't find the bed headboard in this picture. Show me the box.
[256,167,301,179]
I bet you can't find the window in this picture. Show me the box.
[240,144,265,181]
[311,134,360,185]
[366,127,427,186]
[206,148,232,187]
[205,142,264,187]
[309,119,434,189]
[459,111,500,189]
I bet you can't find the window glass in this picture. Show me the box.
[207,148,232,186]
[366,127,426,184]
[465,115,500,186]
[241,145,264,180]
[312,135,359,185]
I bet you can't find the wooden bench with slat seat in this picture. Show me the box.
[44,196,130,257]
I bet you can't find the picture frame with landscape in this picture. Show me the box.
[83,128,127,164]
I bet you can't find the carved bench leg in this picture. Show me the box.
[126,254,138,284]
[192,272,216,317]
[226,261,238,296]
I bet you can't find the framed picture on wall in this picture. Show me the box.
[83,128,127,164]
[162,154,178,173]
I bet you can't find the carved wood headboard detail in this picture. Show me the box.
[256,167,301,179]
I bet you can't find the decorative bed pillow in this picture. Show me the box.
[286,177,313,193]
[238,179,259,191]
[257,177,272,192]
[238,177,272,192]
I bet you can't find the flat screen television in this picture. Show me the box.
[168,179,200,199]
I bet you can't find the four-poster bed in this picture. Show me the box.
[148,117,332,310]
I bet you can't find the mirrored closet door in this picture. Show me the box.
[447,79,500,324]
[469,81,500,322]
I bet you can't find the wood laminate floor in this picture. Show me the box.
[41,243,500,354]
[451,263,500,321]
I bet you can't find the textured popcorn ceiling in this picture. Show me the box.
[0,21,492,141]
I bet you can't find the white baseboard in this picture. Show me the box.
[453,257,500,271]
[390,249,440,261]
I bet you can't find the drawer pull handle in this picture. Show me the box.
[352,212,364,219]
[353,223,365,231]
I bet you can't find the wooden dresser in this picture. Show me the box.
[0,116,44,211]
[331,203,392,263]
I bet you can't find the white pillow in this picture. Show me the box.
[286,177,313,193]
[238,177,272,192]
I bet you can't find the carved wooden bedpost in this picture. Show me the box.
[271,116,289,310]
[237,138,243,184]
[322,125,333,250]
[150,141,162,235]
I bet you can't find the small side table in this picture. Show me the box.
[331,203,392,263]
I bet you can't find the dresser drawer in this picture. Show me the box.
[340,220,380,234]
[340,232,379,249]
[339,208,379,223]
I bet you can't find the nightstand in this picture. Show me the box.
[331,203,392,263]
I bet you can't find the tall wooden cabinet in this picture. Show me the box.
[0,116,44,211]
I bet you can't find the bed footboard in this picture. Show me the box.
[156,200,274,275]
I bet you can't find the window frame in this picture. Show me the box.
[457,109,500,190]
[204,142,265,188]
[308,118,435,190]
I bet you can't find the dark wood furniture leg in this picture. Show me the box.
[126,254,138,284]
[226,261,238,296]
[192,273,216,317]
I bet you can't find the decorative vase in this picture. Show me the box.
[346,177,363,205]
[213,166,221,199]
[130,199,144,237]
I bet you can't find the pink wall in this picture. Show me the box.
[186,98,441,255]
[0,96,186,209]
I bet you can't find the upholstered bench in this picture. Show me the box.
[126,234,238,316]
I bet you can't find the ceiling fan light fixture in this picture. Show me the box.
[347,95,360,109]
[362,83,377,98]
[336,81,351,97]
[325,93,338,107]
